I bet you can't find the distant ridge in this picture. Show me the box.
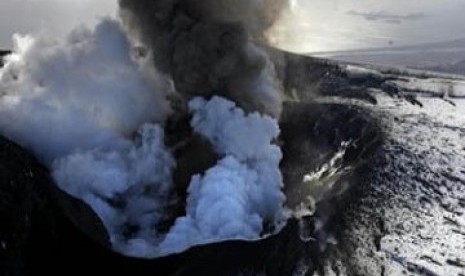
[425,59,465,75]
[311,38,465,57]
[311,38,465,71]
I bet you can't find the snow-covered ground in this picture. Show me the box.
[319,66,465,275]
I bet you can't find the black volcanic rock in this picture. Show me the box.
[268,48,381,104]
[0,50,10,67]
[0,136,110,275]
[280,102,383,212]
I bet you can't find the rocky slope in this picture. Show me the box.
[277,51,465,275]
[320,94,465,276]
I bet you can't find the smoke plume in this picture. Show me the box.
[119,0,286,118]
[0,1,290,258]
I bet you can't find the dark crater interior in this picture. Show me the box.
[0,99,384,276]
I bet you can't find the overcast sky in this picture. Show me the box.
[1,0,465,53]
[271,0,465,53]
[0,0,117,49]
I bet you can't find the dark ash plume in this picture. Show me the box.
[119,0,287,118]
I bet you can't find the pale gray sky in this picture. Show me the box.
[0,0,117,49]
[269,0,465,53]
[1,0,464,53]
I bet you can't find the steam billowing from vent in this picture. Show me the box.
[0,0,290,258]
[119,0,285,117]
[159,96,284,254]
[0,20,170,163]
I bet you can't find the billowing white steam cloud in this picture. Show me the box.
[0,19,169,163]
[53,124,176,254]
[159,97,285,255]
[0,19,285,257]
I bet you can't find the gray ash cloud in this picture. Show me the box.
[119,0,287,118]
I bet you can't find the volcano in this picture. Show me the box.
[1,46,465,275]
[1,1,465,275]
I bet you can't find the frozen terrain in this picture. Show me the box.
[313,63,465,276]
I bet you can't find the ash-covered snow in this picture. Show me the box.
[320,72,465,275]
